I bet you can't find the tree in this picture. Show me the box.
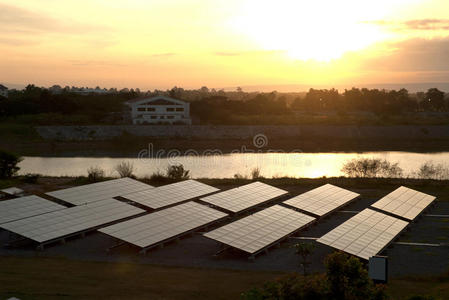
[0,150,22,178]
[421,88,445,111]
[325,252,387,300]
[293,242,315,275]
[341,158,403,178]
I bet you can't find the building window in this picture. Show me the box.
[147,107,155,111]
[176,107,184,112]
[137,107,145,111]
[150,116,157,119]
[166,107,175,112]
[167,116,174,119]
[160,116,165,119]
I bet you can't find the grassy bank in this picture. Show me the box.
[3,119,449,156]
[3,135,449,157]
[2,176,449,202]
[0,256,447,300]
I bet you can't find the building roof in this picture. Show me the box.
[0,84,8,91]
[125,96,186,106]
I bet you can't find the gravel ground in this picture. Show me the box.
[1,184,448,277]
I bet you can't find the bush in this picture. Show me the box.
[87,166,105,182]
[341,158,403,178]
[416,162,449,180]
[166,164,189,180]
[407,296,437,300]
[148,170,166,181]
[22,173,40,183]
[115,161,135,178]
[251,167,262,180]
[0,150,22,178]
[325,252,385,300]
[242,252,388,300]
[242,273,328,300]
[234,173,248,180]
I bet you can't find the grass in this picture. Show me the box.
[389,272,449,300]
[0,178,21,189]
[0,256,448,300]
[2,176,449,201]
[0,256,283,300]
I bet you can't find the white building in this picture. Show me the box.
[0,84,8,98]
[126,96,192,125]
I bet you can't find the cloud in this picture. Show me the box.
[357,37,449,73]
[363,19,449,31]
[150,53,176,58]
[0,37,39,46]
[0,3,111,35]
[214,50,286,57]
[68,60,126,67]
[404,19,449,30]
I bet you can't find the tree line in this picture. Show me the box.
[0,84,448,124]
[291,87,447,113]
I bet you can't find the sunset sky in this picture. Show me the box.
[1,0,449,90]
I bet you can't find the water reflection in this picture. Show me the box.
[19,152,449,178]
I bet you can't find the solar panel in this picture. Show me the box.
[99,202,227,250]
[317,208,409,260]
[371,186,436,220]
[46,177,154,205]
[204,205,315,255]
[1,187,25,196]
[200,181,288,213]
[121,179,219,209]
[0,199,145,243]
[283,184,360,217]
[0,195,66,224]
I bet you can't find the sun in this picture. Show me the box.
[228,0,402,61]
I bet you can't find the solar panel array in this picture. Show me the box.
[200,181,288,213]
[317,208,409,260]
[121,179,219,209]
[0,195,66,224]
[371,186,436,220]
[99,202,227,249]
[283,184,360,217]
[0,199,145,243]
[46,177,154,205]
[204,205,315,254]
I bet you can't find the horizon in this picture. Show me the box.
[1,0,449,89]
[2,81,449,94]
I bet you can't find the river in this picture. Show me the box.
[17,152,449,178]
